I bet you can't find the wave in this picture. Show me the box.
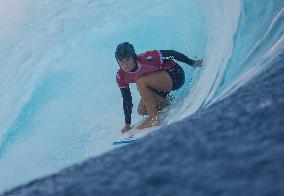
[0,0,284,193]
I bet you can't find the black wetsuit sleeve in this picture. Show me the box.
[160,50,195,66]
[120,87,133,124]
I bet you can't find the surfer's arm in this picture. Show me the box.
[160,50,203,67]
[120,86,133,125]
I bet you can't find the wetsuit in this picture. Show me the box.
[116,50,195,124]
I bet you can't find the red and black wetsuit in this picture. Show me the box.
[116,50,195,124]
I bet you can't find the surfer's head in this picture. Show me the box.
[115,42,137,61]
[115,42,137,72]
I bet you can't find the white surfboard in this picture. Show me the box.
[112,123,160,146]
[113,107,169,146]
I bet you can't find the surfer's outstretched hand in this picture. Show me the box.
[193,59,203,68]
[121,124,132,133]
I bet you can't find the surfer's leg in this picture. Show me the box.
[136,71,173,128]
[137,96,170,116]
[137,99,148,115]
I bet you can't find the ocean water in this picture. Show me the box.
[0,0,283,193]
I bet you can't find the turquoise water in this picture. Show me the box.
[0,0,283,193]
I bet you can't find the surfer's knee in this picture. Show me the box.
[136,76,148,89]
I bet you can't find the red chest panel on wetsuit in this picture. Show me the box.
[116,50,176,88]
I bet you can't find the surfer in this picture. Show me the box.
[115,42,203,133]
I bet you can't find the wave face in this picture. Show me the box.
[0,0,283,193]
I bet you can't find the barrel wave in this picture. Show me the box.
[0,0,283,193]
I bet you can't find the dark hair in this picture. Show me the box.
[115,42,137,61]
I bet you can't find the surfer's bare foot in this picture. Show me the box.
[138,116,160,129]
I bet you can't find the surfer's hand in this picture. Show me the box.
[121,124,132,133]
[193,59,203,68]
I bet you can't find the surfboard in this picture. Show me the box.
[112,136,135,145]
[112,130,137,146]
[113,105,170,146]
[112,126,160,146]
